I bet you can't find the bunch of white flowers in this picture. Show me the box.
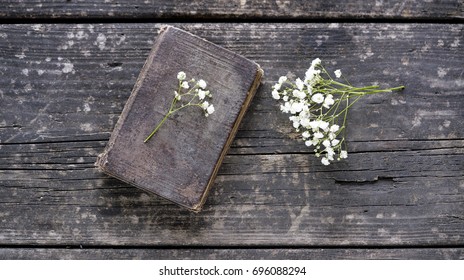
[144,71,214,143]
[272,58,404,165]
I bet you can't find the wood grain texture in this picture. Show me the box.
[0,23,463,247]
[0,0,462,20]
[1,248,463,260]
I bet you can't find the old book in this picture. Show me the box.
[96,26,263,212]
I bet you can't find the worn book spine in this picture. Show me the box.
[96,25,263,212]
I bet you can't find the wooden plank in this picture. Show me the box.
[1,248,463,260]
[0,23,463,247]
[0,0,462,20]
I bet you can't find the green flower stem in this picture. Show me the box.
[144,72,214,143]
[144,85,209,143]
[144,99,194,143]
[144,111,172,143]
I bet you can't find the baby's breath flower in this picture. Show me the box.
[201,100,209,110]
[271,59,404,165]
[198,79,207,89]
[311,58,321,67]
[311,93,324,104]
[206,104,215,115]
[318,120,329,131]
[300,118,311,128]
[295,78,304,91]
[272,89,280,100]
[290,102,304,114]
[321,157,330,166]
[177,71,186,80]
[198,89,206,100]
[293,89,306,99]
[323,94,335,108]
[314,132,324,139]
[322,139,332,148]
[309,121,319,131]
[174,91,181,100]
[340,150,348,159]
[280,102,290,113]
[181,81,189,89]
[144,72,214,143]
[330,124,340,132]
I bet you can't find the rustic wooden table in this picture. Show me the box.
[0,1,463,259]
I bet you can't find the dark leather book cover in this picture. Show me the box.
[96,26,263,212]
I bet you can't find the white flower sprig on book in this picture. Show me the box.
[272,58,404,165]
[144,71,215,143]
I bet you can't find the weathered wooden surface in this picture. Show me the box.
[1,23,462,247]
[1,248,463,260]
[0,0,462,20]
[0,22,463,259]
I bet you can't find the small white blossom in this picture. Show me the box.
[280,102,291,113]
[314,132,324,139]
[309,120,319,130]
[331,139,340,146]
[295,78,304,91]
[305,68,315,83]
[318,120,329,131]
[330,124,340,132]
[322,139,331,148]
[206,104,215,115]
[177,71,186,80]
[290,102,304,114]
[302,131,311,139]
[201,101,209,110]
[174,91,181,100]
[305,140,313,147]
[326,147,335,157]
[323,94,334,108]
[197,79,207,89]
[274,83,282,90]
[289,116,300,129]
[292,121,300,129]
[300,118,311,128]
[311,58,321,67]
[340,150,348,159]
[181,81,189,89]
[334,69,342,78]
[198,89,206,100]
[278,76,287,84]
[292,89,306,99]
[311,93,324,104]
[272,89,280,100]
[321,157,330,165]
